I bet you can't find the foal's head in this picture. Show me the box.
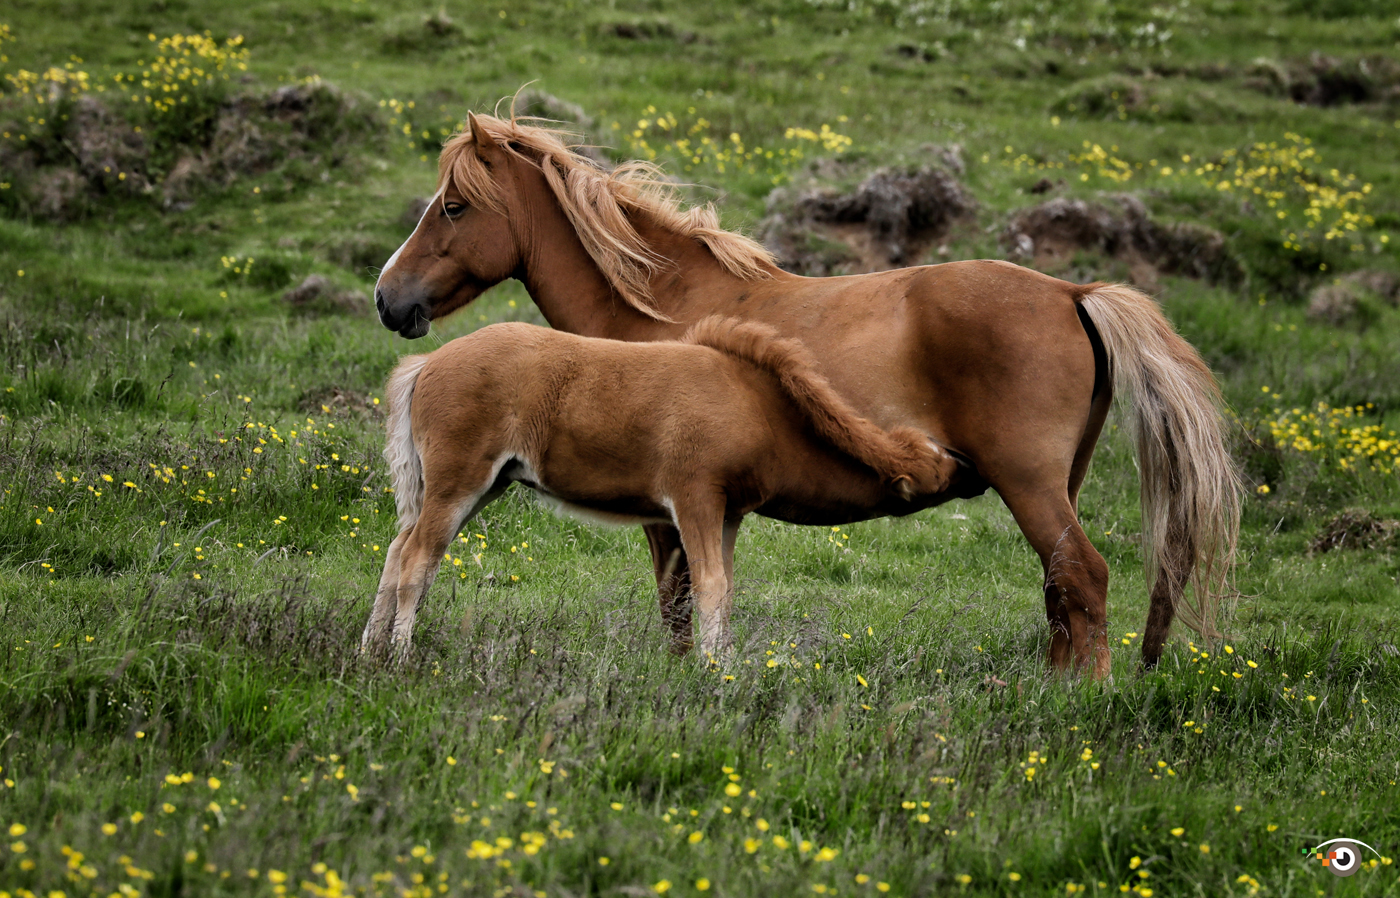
[374,114,526,338]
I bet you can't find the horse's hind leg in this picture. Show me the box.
[644,523,693,655]
[1002,488,1110,678]
[1141,529,1192,669]
[1068,305,1113,514]
[1068,374,1113,514]
[361,528,411,657]
[390,457,509,663]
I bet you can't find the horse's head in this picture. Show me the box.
[375,114,521,339]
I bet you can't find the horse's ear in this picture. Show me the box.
[467,113,504,168]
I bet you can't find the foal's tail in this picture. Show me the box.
[1075,283,1241,647]
[384,355,431,530]
[683,316,954,497]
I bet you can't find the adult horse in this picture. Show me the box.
[372,112,1240,676]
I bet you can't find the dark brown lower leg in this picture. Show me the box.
[645,523,693,655]
[1043,579,1074,671]
[1044,523,1110,677]
[1005,491,1111,678]
[1141,531,1192,669]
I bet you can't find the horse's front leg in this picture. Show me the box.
[644,523,693,655]
[672,504,736,662]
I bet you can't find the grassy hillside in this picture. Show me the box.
[2,1,1400,896]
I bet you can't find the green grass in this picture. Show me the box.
[3,0,1400,896]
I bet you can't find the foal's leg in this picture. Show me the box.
[1002,489,1110,678]
[390,460,509,663]
[672,500,734,661]
[644,523,693,655]
[361,528,411,656]
[721,518,741,589]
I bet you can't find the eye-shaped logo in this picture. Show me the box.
[1307,838,1380,878]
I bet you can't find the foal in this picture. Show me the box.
[361,317,961,661]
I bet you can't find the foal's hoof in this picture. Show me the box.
[696,640,734,667]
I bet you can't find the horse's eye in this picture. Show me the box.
[442,202,466,217]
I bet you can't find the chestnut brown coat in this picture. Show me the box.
[371,112,1241,676]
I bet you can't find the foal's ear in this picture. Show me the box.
[467,113,504,168]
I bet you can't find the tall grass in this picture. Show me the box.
[2,0,1399,894]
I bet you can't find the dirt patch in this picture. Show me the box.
[295,385,383,420]
[0,81,380,220]
[1306,270,1400,326]
[512,88,592,129]
[380,9,463,52]
[1050,74,1244,124]
[282,275,370,317]
[507,89,616,167]
[1310,509,1400,554]
[1000,195,1242,289]
[599,20,699,43]
[401,196,432,230]
[0,96,153,220]
[1247,53,1400,107]
[327,233,402,279]
[165,82,379,202]
[760,160,975,275]
[66,96,154,193]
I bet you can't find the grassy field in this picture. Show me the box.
[3,1,1400,896]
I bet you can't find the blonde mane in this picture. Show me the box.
[437,113,777,321]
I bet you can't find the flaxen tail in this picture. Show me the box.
[1076,284,1241,647]
[384,355,431,530]
[683,316,954,498]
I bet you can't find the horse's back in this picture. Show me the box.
[741,261,1095,462]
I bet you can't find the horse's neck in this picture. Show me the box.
[520,200,751,341]
[517,227,629,338]
[636,218,758,325]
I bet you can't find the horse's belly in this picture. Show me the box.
[529,490,673,528]
[510,457,674,527]
[755,458,989,526]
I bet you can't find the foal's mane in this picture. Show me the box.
[438,113,778,321]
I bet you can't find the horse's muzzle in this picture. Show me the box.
[376,288,431,339]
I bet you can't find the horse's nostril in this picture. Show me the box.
[375,289,387,316]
